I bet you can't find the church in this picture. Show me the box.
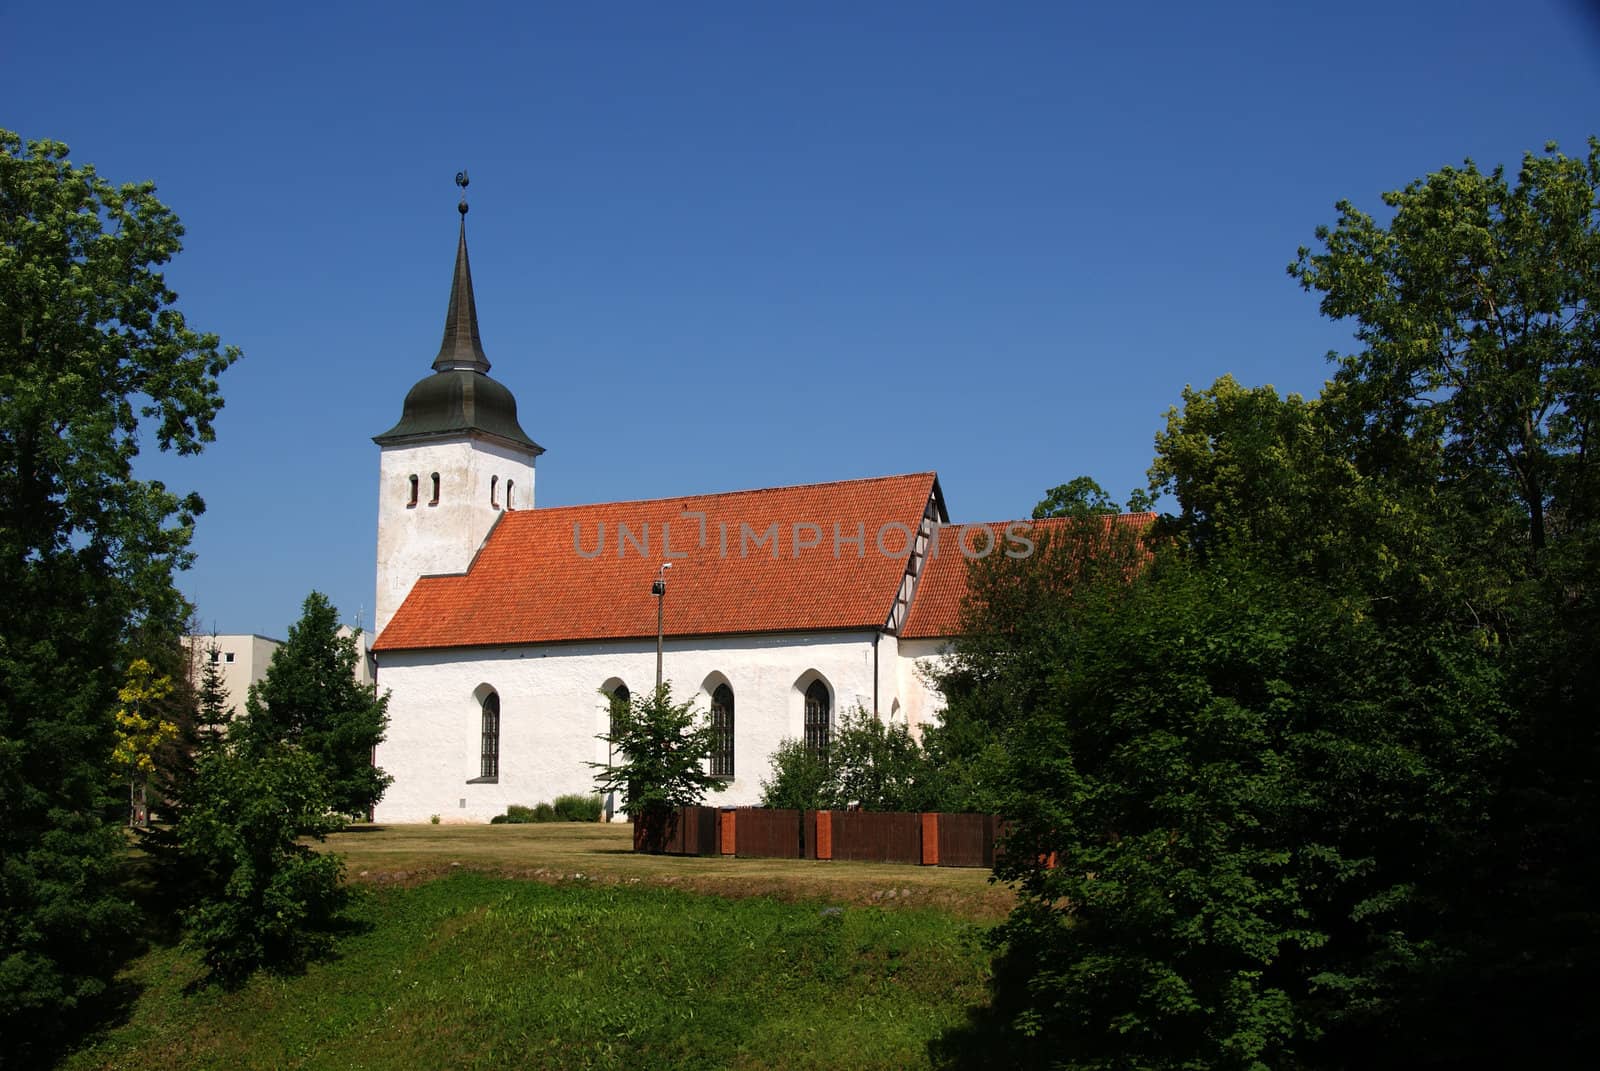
[369,201,1034,824]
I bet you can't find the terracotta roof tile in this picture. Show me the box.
[376,472,940,651]
[900,513,1157,640]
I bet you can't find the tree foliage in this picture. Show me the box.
[759,706,946,812]
[0,129,236,1057]
[176,743,347,986]
[236,592,390,818]
[944,140,1600,1070]
[110,658,178,827]
[592,685,726,851]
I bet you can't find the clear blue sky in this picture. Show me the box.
[5,0,1597,637]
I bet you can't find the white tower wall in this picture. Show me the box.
[374,434,536,636]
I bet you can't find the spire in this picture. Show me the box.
[431,171,491,374]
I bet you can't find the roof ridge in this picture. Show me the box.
[517,471,938,515]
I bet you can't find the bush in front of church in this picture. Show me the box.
[489,796,603,823]
[759,706,947,812]
[176,742,347,986]
[552,794,603,822]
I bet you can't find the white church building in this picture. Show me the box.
[369,202,1036,823]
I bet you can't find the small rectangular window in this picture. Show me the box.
[224,652,235,663]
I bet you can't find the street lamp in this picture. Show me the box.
[653,561,672,690]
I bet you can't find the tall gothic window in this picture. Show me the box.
[608,683,630,751]
[710,683,735,777]
[505,479,516,510]
[429,472,441,506]
[804,680,830,757]
[407,474,419,508]
[490,474,499,508]
[480,692,500,780]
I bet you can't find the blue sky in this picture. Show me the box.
[5,1,1597,637]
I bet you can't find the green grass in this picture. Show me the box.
[63,872,992,1071]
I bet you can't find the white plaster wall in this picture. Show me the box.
[895,637,954,735]
[375,435,537,636]
[181,634,281,718]
[372,631,886,823]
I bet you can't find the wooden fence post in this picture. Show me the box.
[920,812,940,866]
[720,808,736,856]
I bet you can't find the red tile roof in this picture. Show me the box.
[375,472,941,651]
[900,514,1157,640]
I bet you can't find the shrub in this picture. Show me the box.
[498,804,537,824]
[552,793,603,822]
[177,743,346,985]
[533,802,556,823]
[760,706,946,811]
[759,738,832,810]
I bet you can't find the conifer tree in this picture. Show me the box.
[236,592,390,818]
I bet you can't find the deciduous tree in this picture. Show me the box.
[593,685,726,852]
[0,129,237,1058]
[111,658,178,828]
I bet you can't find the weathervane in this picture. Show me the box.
[456,170,469,217]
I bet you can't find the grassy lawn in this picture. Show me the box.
[62,872,992,1071]
[322,822,1015,921]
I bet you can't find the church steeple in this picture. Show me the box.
[432,173,491,374]
[372,172,542,638]
[374,172,542,452]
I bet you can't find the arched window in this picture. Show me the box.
[407,474,419,508]
[804,680,830,756]
[429,472,441,507]
[480,692,500,780]
[608,682,630,743]
[505,479,515,510]
[710,683,735,778]
[490,474,499,508]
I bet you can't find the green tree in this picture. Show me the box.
[1031,476,1119,519]
[759,706,946,812]
[592,685,726,852]
[948,140,1600,1069]
[236,593,390,818]
[758,738,834,810]
[0,129,237,1058]
[1291,138,1600,562]
[176,743,346,986]
[193,639,234,743]
[110,658,178,828]
[1291,139,1600,1064]
[928,515,1153,815]
[142,635,235,899]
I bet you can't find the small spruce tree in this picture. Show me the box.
[236,592,390,818]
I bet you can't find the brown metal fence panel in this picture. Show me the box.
[659,806,719,855]
[830,810,922,864]
[734,807,802,858]
[802,810,820,859]
[936,812,996,867]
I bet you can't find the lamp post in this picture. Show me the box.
[652,561,672,691]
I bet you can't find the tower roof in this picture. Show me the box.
[432,220,491,374]
[374,187,542,453]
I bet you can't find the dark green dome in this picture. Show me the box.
[374,369,542,451]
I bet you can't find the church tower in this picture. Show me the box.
[373,177,543,637]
